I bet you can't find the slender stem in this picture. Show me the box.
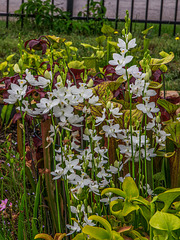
[21,110,31,238]
[144,114,148,197]
[126,68,134,178]
[51,113,61,233]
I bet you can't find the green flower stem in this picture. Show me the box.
[144,114,148,197]
[51,113,62,233]
[64,177,72,225]
[20,108,31,239]
[126,68,134,179]
[138,114,144,191]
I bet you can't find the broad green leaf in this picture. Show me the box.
[82,225,111,240]
[69,46,78,52]
[139,205,151,228]
[111,231,124,240]
[54,233,66,240]
[149,211,180,231]
[101,188,126,199]
[130,230,149,240]
[148,81,162,89]
[6,54,15,62]
[81,43,99,50]
[157,188,180,211]
[72,233,86,240]
[157,99,180,116]
[115,109,143,129]
[0,61,7,71]
[122,200,139,216]
[96,35,106,45]
[96,50,105,59]
[65,41,72,47]
[68,61,85,69]
[133,196,150,207]
[46,35,66,43]
[150,52,174,66]
[153,231,168,240]
[88,216,112,233]
[83,57,97,69]
[112,99,137,110]
[142,26,153,36]
[101,24,114,35]
[122,177,139,199]
[108,41,118,48]
[110,199,124,219]
[164,122,180,148]
[34,233,53,240]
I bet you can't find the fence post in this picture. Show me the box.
[173,0,179,36]
[6,0,9,28]
[159,0,164,36]
[130,0,134,32]
[115,0,120,29]
[21,0,24,29]
[67,0,74,17]
[144,0,149,30]
[86,0,90,20]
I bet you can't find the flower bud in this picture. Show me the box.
[106,101,111,109]
[156,115,161,123]
[84,128,90,136]
[87,78,94,88]
[122,29,125,36]
[77,204,81,212]
[77,188,82,195]
[110,180,115,188]
[84,199,88,206]
[54,64,59,74]
[87,205,92,213]
[18,58,23,68]
[44,70,52,80]
[114,160,120,168]
[13,63,21,73]
[127,33,132,41]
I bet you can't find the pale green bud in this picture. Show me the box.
[110,180,115,188]
[44,70,51,80]
[106,101,111,109]
[77,188,82,195]
[54,64,59,74]
[127,32,132,41]
[122,29,125,36]
[87,205,92,213]
[120,154,123,161]
[156,115,161,123]
[87,78,94,88]
[114,160,120,168]
[18,58,23,68]
[84,199,88,206]
[13,63,21,73]
[84,128,90,136]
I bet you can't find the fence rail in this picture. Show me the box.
[0,0,179,36]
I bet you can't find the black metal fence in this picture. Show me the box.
[0,0,179,36]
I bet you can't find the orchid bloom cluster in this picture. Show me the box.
[107,32,170,162]
[4,69,100,126]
